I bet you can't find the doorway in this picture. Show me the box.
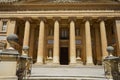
[60,47,69,65]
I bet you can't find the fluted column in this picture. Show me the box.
[85,19,93,64]
[99,19,108,59]
[37,18,45,63]
[115,20,120,56]
[0,19,3,31]
[53,18,60,64]
[69,18,76,64]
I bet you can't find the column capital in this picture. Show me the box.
[0,18,9,21]
[9,17,17,20]
[68,17,76,22]
[114,17,120,20]
[83,17,92,22]
[38,17,47,23]
[8,18,18,23]
[53,17,61,22]
[24,17,32,22]
[97,17,107,22]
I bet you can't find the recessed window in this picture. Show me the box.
[76,40,81,44]
[48,40,54,44]
[60,28,69,40]
[2,21,7,32]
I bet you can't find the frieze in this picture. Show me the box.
[0,0,120,4]
[0,0,120,11]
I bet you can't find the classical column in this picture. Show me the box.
[22,20,30,54]
[69,18,76,64]
[36,18,45,63]
[7,19,16,48]
[95,26,102,65]
[29,27,35,58]
[53,18,60,64]
[99,19,108,59]
[85,19,93,64]
[0,19,3,31]
[115,20,120,56]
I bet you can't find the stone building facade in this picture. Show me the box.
[0,0,120,65]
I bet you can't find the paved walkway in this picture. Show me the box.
[29,65,108,80]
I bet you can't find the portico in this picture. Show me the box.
[0,0,120,65]
[4,17,117,65]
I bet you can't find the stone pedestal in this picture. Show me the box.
[0,61,18,80]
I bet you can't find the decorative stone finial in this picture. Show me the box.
[106,46,114,56]
[7,34,18,49]
[22,45,29,55]
[23,45,29,51]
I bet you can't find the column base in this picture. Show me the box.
[86,56,93,65]
[70,57,76,64]
[53,56,59,64]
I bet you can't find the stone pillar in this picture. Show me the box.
[69,18,76,64]
[99,19,108,59]
[0,19,3,31]
[85,19,93,64]
[23,20,30,54]
[95,26,102,65]
[36,18,45,64]
[7,19,16,48]
[29,27,35,58]
[115,20,120,56]
[53,18,60,64]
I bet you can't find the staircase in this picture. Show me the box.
[24,65,107,80]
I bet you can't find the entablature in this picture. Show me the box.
[0,3,120,11]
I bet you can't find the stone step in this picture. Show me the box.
[24,76,107,80]
[27,65,106,80]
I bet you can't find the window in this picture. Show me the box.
[2,21,7,32]
[76,40,81,44]
[48,40,54,44]
[60,28,69,39]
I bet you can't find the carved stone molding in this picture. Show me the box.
[82,17,92,22]
[68,17,76,22]
[97,17,107,22]
[53,17,61,22]
[38,17,47,23]
[114,17,120,20]
[24,17,32,22]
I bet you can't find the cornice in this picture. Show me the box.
[0,3,120,11]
